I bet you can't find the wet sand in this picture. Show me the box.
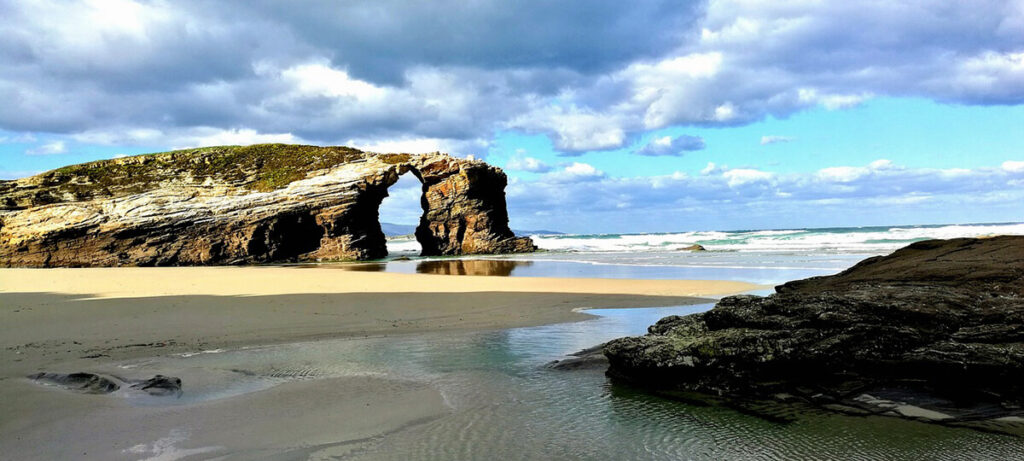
[0,267,757,373]
[0,267,758,459]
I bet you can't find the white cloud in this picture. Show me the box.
[506,156,552,173]
[279,62,388,102]
[760,135,795,145]
[506,159,1024,232]
[185,129,299,149]
[510,106,626,153]
[701,162,724,176]
[722,168,773,187]
[70,127,304,150]
[542,162,606,183]
[347,137,489,157]
[817,166,868,183]
[1002,160,1024,173]
[635,134,705,156]
[0,1,1023,160]
[0,133,37,144]
[25,140,67,155]
[564,162,603,177]
[869,159,894,170]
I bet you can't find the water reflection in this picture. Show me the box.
[100,306,1022,460]
[415,259,533,276]
[300,255,837,285]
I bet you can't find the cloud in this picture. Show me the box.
[564,162,603,177]
[722,168,773,187]
[1002,160,1024,173]
[506,159,1024,232]
[0,133,37,144]
[701,162,724,176]
[71,127,305,150]
[25,140,67,155]
[506,156,552,173]
[543,162,606,182]
[0,0,1022,156]
[635,135,706,156]
[760,135,794,145]
[509,106,627,153]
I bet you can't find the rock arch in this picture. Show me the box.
[0,145,535,267]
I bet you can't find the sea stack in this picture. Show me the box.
[0,144,535,267]
[605,236,1024,426]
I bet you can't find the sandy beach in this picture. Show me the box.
[0,267,757,459]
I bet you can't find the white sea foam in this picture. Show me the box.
[529,222,1024,254]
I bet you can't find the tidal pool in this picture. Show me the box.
[99,304,1024,460]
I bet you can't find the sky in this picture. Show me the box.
[1,0,1023,233]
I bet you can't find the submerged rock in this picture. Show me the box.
[28,372,120,394]
[28,372,182,397]
[0,144,534,267]
[547,343,609,370]
[605,236,1024,431]
[129,375,183,397]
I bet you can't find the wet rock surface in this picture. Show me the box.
[546,343,609,370]
[129,375,183,396]
[605,236,1024,433]
[28,372,120,394]
[0,144,534,267]
[28,372,182,397]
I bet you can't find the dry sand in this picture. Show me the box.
[0,266,758,459]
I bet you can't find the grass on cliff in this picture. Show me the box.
[15,144,383,207]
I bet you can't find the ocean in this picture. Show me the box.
[381,222,1024,285]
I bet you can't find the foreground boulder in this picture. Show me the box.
[0,144,534,267]
[605,236,1024,428]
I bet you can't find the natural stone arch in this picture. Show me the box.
[0,145,535,267]
[311,153,535,261]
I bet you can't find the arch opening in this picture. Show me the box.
[378,170,426,257]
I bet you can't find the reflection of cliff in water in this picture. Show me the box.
[416,259,533,276]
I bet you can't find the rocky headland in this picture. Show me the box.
[605,236,1024,432]
[0,144,534,267]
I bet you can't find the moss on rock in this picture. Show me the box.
[3,144,367,208]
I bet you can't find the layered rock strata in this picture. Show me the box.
[605,236,1024,427]
[0,144,534,266]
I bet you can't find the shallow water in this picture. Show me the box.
[311,252,851,285]
[105,306,1023,460]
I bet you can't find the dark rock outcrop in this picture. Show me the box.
[28,372,120,394]
[129,375,183,397]
[546,343,609,370]
[0,144,534,267]
[28,372,182,397]
[605,236,1024,429]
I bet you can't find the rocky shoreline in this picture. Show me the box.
[604,236,1024,435]
[0,144,534,267]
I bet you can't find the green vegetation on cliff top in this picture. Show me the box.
[3,144,408,208]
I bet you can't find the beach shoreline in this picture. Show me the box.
[0,267,759,459]
[1,267,759,374]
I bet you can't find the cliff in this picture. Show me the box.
[0,144,535,266]
[605,236,1024,429]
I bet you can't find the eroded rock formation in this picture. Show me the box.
[605,236,1024,429]
[0,144,534,267]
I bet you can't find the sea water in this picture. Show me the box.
[371,222,1024,285]
[108,306,1023,460]
[109,222,1024,457]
